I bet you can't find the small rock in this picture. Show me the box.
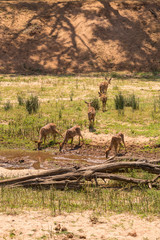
[19,159,24,163]
[127,231,137,237]
[55,223,61,232]
[90,216,98,224]
[61,227,68,232]
[79,235,86,239]
[67,233,74,238]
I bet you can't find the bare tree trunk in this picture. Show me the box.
[0,161,160,189]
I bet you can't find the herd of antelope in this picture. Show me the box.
[36,77,127,158]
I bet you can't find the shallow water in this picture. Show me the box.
[0,149,106,170]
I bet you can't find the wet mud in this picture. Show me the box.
[0,144,106,170]
[0,143,160,171]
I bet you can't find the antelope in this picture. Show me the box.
[98,92,107,112]
[105,132,127,158]
[35,123,63,150]
[85,101,96,127]
[99,77,112,94]
[59,125,83,151]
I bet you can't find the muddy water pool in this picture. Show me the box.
[0,149,106,171]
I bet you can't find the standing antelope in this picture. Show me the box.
[85,101,96,128]
[59,125,83,151]
[105,132,127,158]
[99,77,112,93]
[35,123,63,150]
[98,92,107,112]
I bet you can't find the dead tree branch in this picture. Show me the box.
[0,162,159,189]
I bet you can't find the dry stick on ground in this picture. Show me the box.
[0,167,76,186]
[106,156,160,165]
[6,172,160,189]
[0,162,160,188]
[78,161,160,174]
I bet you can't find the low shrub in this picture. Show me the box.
[91,98,100,110]
[17,95,25,106]
[4,101,12,111]
[114,92,124,110]
[25,95,39,114]
[125,94,139,110]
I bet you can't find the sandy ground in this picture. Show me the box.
[0,1,160,74]
[0,210,160,240]
[0,167,46,179]
[82,130,156,146]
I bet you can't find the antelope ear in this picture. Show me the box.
[84,101,88,104]
[34,140,38,143]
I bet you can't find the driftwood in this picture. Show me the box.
[0,161,160,189]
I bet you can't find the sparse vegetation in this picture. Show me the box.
[17,94,25,106]
[0,74,159,149]
[125,93,139,110]
[25,95,39,114]
[0,184,160,216]
[91,98,100,111]
[4,101,12,111]
[114,92,124,110]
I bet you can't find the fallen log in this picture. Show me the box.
[9,179,84,190]
[111,156,160,164]
[0,162,160,189]
[8,173,160,189]
[78,161,160,174]
[0,167,76,186]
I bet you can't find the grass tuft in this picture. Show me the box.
[25,95,39,114]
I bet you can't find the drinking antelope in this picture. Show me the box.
[105,132,127,158]
[85,101,96,127]
[98,92,107,112]
[35,123,63,150]
[99,77,112,94]
[59,125,83,151]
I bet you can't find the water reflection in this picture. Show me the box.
[0,149,106,170]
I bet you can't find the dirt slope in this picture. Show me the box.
[0,0,160,74]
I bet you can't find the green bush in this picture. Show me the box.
[17,95,25,106]
[91,98,100,110]
[25,95,39,114]
[114,92,124,110]
[4,101,12,111]
[125,94,139,110]
[115,93,139,111]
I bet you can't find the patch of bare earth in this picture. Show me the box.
[0,210,160,240]
[82,130,156,146]
[0,0,160,74]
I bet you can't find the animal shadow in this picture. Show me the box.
[69,144,83,151]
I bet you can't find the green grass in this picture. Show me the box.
[1,72,160,216]
[0,185,160,216]
[0,73,160,150]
